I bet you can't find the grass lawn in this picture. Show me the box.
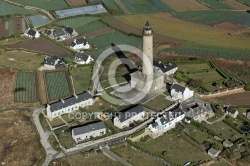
[112,144,164,166]
[0,50,45,71]
[49,118,65,128]
[39,113,51,131]
[136,133,210,165]
[50,152,122,166]
[48,134,61,151]
[184,124,212,144]
[85,98,113,112]
[54,127,75,149]
[187,71,224,83]
[202,121,241,141]
[114,14,250,49]
[69,65,93,94]
[143,94,173,112]
[177,63,211,73]
[61,114,74,123]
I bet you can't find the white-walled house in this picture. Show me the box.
[147,107,184,134]
[72,121,106,143]
[170,83,194,101]
[46,92,94,120]
[114,104,145,129]
[43,56,62,69]
[64,27,77,37]
[225,106,238,118]
[153,61,178,76]
[74,51,93,64]
[70,37,90,50]
[24,28,40,38]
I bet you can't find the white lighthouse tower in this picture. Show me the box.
[142,21,153,75]
[130,21,165,94]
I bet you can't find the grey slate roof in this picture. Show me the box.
[44,56,61,66]
[75,52,88,61]
[153,61,177,73]
[44,29,51,35]
[49,92,92,112]
[27,29,36,36]
[53,30,66,38]
[118,104,144,123]
[226,106,237,114]
[72,121,105,136]
[65,27,73,35]
[171,83,185,93]
[208,148,220,156]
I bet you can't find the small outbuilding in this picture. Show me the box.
[225,106,238,118]
[223,140,233,147]
[208,148,220,158]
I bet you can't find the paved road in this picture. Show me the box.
[101,146,132,166]
[32,108,60,166]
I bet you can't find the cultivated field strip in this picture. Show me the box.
[45,70,72,102]
[37,71,48,104]
[14,71,37,103]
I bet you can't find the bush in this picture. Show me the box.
[244,83,250,91]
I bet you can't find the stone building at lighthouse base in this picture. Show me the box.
[130,68,165,94]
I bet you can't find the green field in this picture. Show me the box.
[187,71,225,83]
[143,94,173,112]
[202,121,241,141]
[112,144,164,166]
[239,0,250,5]
[10,0,69,11]
[0,50,45,71]
[173,10,250,27]
[199,0,234,9]
[55,16,100,28]
[114,14,250,51]
[50,151,122,166]
[45,71,71,101]
[136,133,210,165]
[0,2,35,16]
[165,44,250,60]
[177,62,211,73]
[76,21,109,35]
[69,65,93,94]
[14,71,37,102]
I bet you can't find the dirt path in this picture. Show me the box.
[37,71,48,105]
[204,113,227,125]
[3,0,55,20]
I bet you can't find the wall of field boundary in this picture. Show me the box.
[197,86,245,99]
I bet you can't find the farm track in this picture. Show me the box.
[2,0,54,20]
[37,70,48,105]
[113,0,131,14]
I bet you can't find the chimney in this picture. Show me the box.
[159,61,161,64]
[61,99,64,103]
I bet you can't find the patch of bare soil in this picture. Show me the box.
[7,38,71,56]
[67,0,87,7]
[0,67,17,106]
[0,110,45,166]
[213,22,247,32]
[163,0,210,11]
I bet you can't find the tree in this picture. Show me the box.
[244,83,250,91]
[188,79,203,88]
[162,151,168,157]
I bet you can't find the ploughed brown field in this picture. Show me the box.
[8,38,71,56]
[0,17,28,38]
[162,0,210,11]
[219,92,250,105]
[213,22,247,32]
[0,67,17,106]
[62,27,114,45]
[0,110,45,165]
[67,0,87,7]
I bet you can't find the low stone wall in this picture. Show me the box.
[197,87,245,99]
